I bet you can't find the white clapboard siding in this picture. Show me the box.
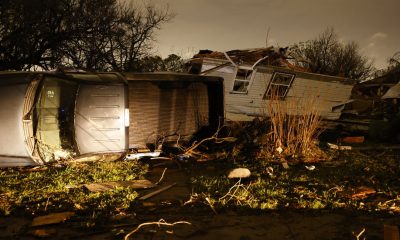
[203,61,353,120]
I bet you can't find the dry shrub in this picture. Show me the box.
[263,90,325,160]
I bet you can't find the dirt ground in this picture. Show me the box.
[0,166,398,240]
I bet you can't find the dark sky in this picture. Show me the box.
[147,0,399,69]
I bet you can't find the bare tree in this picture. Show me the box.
[132,54,185,72]
[0,0,172,71]
[388,52,400,71]
[290,28,373,81]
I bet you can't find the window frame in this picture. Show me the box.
[230,66,255,94]
[264,72,295,100]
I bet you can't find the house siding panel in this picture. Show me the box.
[203,61,353,120]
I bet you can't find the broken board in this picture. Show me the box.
[84,179,156,192]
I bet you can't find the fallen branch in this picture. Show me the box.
[124,219,191,240]
[155,168,167,185]
[183,122,236,158]
[352,228,366,240]
[205,197,218,215]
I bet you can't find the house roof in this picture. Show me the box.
[192,47,310,72]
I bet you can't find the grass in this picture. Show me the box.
[0,134,399,223]
[189,149,400,214]
[0,160,147,217]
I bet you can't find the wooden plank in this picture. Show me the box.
[83,179,156,192]
[139,183,177,200]
[32,212,74,227]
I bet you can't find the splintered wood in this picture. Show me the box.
[84,179,156,192]
[32,212,75,227]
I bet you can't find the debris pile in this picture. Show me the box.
[191,47,310,72]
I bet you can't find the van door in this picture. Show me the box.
[74,84,128,154]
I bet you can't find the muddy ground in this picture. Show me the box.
[1,165,399,240]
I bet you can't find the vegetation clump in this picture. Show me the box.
[0,160,147,217]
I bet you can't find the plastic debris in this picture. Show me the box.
[265,167,274,176]
[276,147,283,154]
[125,151,161,161]
[305,165,316,171]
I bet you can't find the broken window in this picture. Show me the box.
[264,72,295,99]
[232,67,253,93]
[34,77,78,162]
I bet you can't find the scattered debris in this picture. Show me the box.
[72,153,123,163]
[124,219,192,240]
[83,180,156,192]
[305,165,316,171]
[281,161,290,169]
[276,147,283,154]
[125,151,162,161]
[31,212,75,227]
[176,154,191,163]
[155,168,167,185]
[384,225,400,240]
[352,228,366,240]
[205,197,218,215]
[350,187,377,199]
[142,202,157,207]
[265,167,274,176]
[339,186,377,200]
[20,166,49,173]
[151,157,173,161]
[327,143,353,150]
[139,183,177,201]
[219,180,257,207]
[29,229,57,238]
[227,168,251,179]
[341,136,365,143]
[328,143,400,151]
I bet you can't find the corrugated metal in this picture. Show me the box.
[128,82,209,148]
[75,84,128,154]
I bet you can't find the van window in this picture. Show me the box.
[34,77,78,162]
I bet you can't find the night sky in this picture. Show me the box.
[143,0,399,69]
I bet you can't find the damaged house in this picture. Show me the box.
[348,67,400,118]
[189,48,355,121]
[0,71,223,167]
[344,67,400,141]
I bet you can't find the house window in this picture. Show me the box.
[231,67,253,93]
[264,72,295,99]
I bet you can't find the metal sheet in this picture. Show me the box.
[75,84,128,154]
